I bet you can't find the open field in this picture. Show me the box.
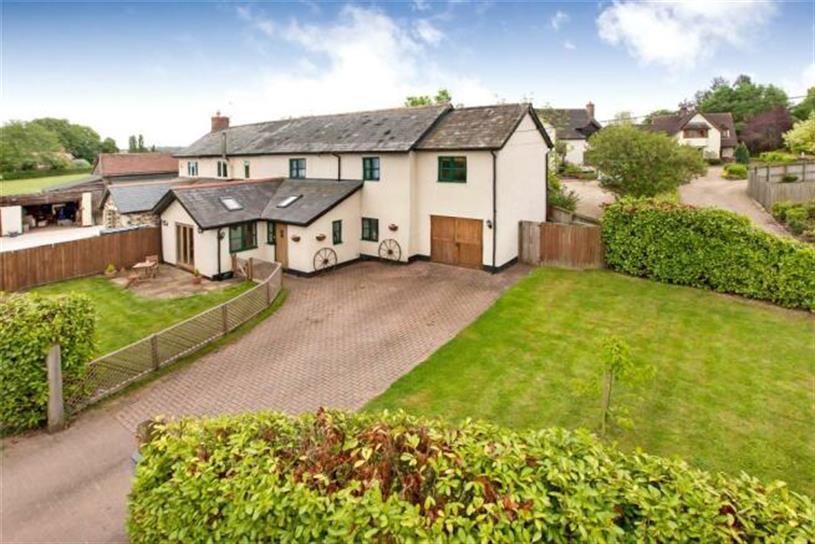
[368,267,815,495]
[0,173,93,196]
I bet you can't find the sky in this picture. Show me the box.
[2,0,814,148]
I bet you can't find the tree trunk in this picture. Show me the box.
[601,371,614,437]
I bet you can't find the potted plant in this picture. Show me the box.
[104,263,117,278]
[192,268,202,285]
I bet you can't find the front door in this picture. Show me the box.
[176,223,194,269]
[430,215,483,269]
[275,223,288,268]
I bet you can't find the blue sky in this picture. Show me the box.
[3,1,813,147]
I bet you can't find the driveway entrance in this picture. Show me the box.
[2,260,528,543]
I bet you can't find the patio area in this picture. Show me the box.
[109,264,243,298]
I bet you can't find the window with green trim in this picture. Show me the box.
[266,221,276,245]
[244,160,250,178]
[332,220,342,245]
[361,217,379,242]
[229,222,257,253]
[289,158,306,178]
[438,156,467,183]
[362,157,380,181]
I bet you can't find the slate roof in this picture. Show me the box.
[648,111,738,147]
[415,103,552,149]
[175,105,451,157]
[93,153,178,177]
[541,108,602,140]
[107,181,177,214]
[261,179,363,226]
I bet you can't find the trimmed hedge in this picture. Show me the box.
[0,166,92,181]
[602,199,815,311]
[129,410,814,542]
[722,163,747,180]
[0,293,95,433]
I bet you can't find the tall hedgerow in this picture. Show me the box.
[0,292,95,432]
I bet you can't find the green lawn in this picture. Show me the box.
[32,277,252,355]
[367,268,815,495]
[0,174,93,196]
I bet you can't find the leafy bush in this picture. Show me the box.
[722,163,747,179]
[781,174,799,183]
[784,111,815,154]
[602,199,815,310]
[773,201,815,241]
[547,172,579,212]
[0,293,95,432]
[734,143,751,164]
[129,410,814,543]
[585,124,707,198]
[758,151,798,164]
[706,158,722,165]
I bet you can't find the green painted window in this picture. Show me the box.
[217,160,229,178]
[438,156,467,183]
[361,217,379,242]
[362,157,380,181]
[229,222,257,253]
[289,158,306,179]
[266,221,276,245]
[332,220,342,245]
[244,160,250,178]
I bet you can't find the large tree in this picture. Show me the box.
[784,112,815,154]
[0,121,65,172]
[741,106,794,154]
[29,118,102,163]
[404,88,451,107]
[792,87,815,121]
[693,75,788,132]
[585,124,706,198]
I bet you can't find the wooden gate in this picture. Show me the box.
[519,221,604,269]
[430,215,483,269]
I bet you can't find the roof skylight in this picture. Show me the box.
[220,197,243,211]
[277,194,302,208]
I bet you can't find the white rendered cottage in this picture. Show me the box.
[154,103,552,277]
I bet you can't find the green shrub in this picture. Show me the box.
[129,410,814,543]
[786,207,809,235]
[758,151,798,164]
[781,174,800,183]
[0,166,92,181]
[706,158,722,166]
[0,293,95,432]
[722,163,748,179]
[602,199,815,310]
[772,201,795,221]
[734,143,751,165]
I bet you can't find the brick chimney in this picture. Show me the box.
[586,101,595,120]
[211,111,229,133]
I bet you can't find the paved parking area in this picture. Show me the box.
[0,225,103,252]
[1,261,528,543]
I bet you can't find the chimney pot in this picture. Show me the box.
[211,112,230,133]
[586,101,595,120]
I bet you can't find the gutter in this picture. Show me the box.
[490,150,497,273]
[332,153,341,181]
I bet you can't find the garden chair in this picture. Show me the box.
[145,255,159,279]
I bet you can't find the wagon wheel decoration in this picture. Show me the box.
[313,247,338,272]
[378,239,402,262]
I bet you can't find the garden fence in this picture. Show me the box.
[519,221,604,269]
[748,162,815,210]
[63,261,282,414]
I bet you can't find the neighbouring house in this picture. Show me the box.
[93,152,179,184]
[156,103,552,277]
[541,102,602,166]
[647,110,737,160]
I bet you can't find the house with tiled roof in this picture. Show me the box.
[540,102,602,166]
[93,152,179,183]
[646,109,737,160]
[155,103,552,277]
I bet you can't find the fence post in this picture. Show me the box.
[248,257,254,281]
[46,344,65,433]
[222,304,229,335]
[150,334,160,371]
[266,276,273,304]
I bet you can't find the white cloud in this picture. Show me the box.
[550,10,569,31]
[563,40,576,50]
[414,19,444,45]
[597,0,777,70]
[783,63,815,97]
[224,5,493,126]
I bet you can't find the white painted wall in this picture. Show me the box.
[675,113,722,159]
[495,112,548,267]
[1,206,23,236]
[192,154,340,180]
[81,192,94,226]
[563,139,587,165]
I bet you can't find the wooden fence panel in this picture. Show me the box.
[0,227,161,291]
[748,162,815,210]
[519,221,604,269]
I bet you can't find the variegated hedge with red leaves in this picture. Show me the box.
[128,410,813,542]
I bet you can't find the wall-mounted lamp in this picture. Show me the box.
[486,220,493,229]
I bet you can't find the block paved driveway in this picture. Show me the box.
[1,261,528,543]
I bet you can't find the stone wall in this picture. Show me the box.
[103,199,160,228]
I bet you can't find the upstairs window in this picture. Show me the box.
[683,128,708,139]
[332,220,342,245]
[229,222,257,253]
[438,156,467,183]
[361,217,379,242]
[289,158,306,179]
[187,161,198,177]
[362,157,380,181]
[244,160,250,178]
[217,160,229,178]
[722,129,730,138]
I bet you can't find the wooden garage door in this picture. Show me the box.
[430,215,483,269]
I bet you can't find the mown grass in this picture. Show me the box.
[367,267,815,495]
[32,277,252,355]
[0,174,92,196]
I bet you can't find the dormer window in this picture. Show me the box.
[722,129,730,138]
[217,160,229,178]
